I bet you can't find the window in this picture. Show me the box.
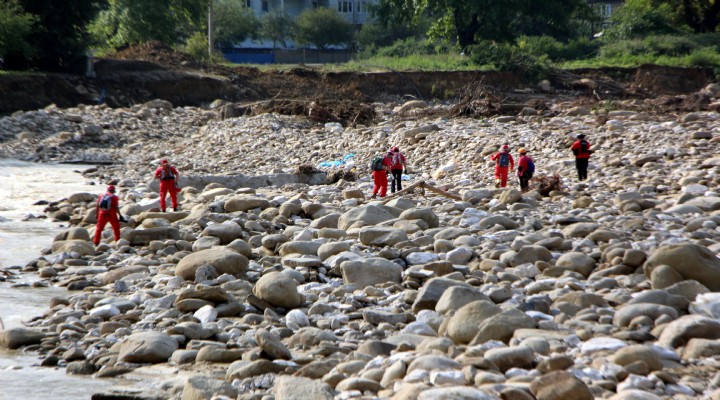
[262,0,268,11]
[596,4,612,18]
[338,0,352,13]
[245,0,252,8]
[312,0,321,8]
[358,0,369,13]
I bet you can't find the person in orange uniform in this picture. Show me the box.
[93,185,126,246]
[570,134,592,181]
[371,151,393,199]
[516,148,534,191]
[389,146,408,193]
[490,144,514,188]
[154,159,180,212]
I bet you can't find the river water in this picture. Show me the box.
[0,160,116,399]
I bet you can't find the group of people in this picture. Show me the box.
[370,146,408,198]
[370,134,593,198]
[489,133,593,190]
[93,159,180,246]
[95,136,594,246]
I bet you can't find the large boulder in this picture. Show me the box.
[530,371,593,400]
[175,248,248,280]
[51,240,95,256]
[555,252,596,277]
[341,258,402,288]
[273,376,333,400]
[201,222,243,245]
[224,196,270,212]
[182,376,237,400]
[399,208,439,228]
[338,205,396,230]
[644,243,720,291]
[0,328,46,349]
[253,272,303,309]
[118,331,178,363]
[471,309,537,344]
[657,315,720,348]
[445,300,502,344]
[358,227,408,246]
[412,278,471,313]
[122,227,180,245]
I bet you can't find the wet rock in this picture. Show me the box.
[0,328,46,349]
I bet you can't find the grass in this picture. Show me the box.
[0,70,44,77]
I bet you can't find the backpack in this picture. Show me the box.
[526,158,535,175]
[160,167,176,180]
[580,140,589,153]
[371,156,385,171]
[98,194,112,210]
[498,152,510,168]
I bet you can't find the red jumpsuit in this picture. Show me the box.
[154,165,179,211]
[372,156,393,197]
[490,151,515,188]
[94,192,121,245]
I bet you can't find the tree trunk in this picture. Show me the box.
[454,11,480,50]
[702,1,720,32]
[208,0,215,56]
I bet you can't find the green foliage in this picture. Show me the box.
[215,0,259,48]
[0,0,36,60]
[604,0,678,40]
[468,40,551,79]
[90,0,205,49]
[260,10,293,50]
[293,7,354,50]
[4,0,101,72]
[375,0,591,49]
[684,47,720,67]
[343,53,474,71]
[372,37,453,58]
[518,35,600,61]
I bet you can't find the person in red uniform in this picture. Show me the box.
[516,148,534,192]
[389,146,408,193]
[154,159,180,212]
[570,134,592,181]
[93,185,126,246]
[490,144,514,188]
[371,151,393,199]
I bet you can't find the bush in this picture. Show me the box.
[376,37,435,57]
[685,47,720,67]
[181,32,223,63]
[518,36,563,59]
[468,40,550,80]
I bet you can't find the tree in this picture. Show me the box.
[90,0,205,48]
[293,7,354,50]
[655,0,720,33]
[4,0,102,72]
[375,0,589,50]
[0,0,36,61]
[260,10,293,51]
[214,0,259,48]
[605,0,678,39]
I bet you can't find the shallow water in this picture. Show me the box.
[0,160,118,400]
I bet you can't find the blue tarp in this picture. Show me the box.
[318,153,355,168]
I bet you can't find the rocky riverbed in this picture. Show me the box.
[0,85,720,400]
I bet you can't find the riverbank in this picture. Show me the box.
[0,83,719,400]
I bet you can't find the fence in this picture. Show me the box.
[221,48,353,64]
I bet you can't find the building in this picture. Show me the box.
[588,0,624,28]
[244,0,374,27]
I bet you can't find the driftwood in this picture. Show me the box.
[382,180,462,203]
